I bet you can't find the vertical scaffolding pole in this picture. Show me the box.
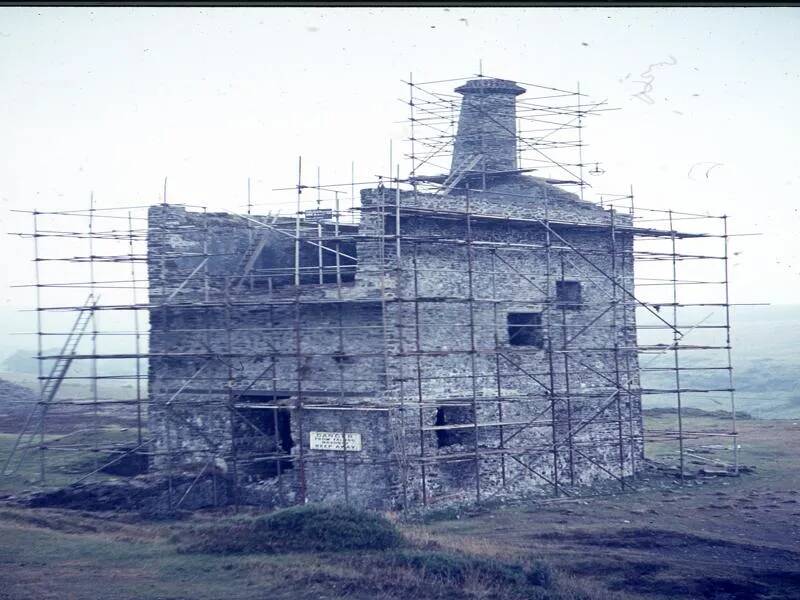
[33,210,45,482]
[201,208,219,506]
[668,210,685,481]
[297,336,307,506]
[331,188,349,504]
[293,264,308,503]
[317,167,324,285]
[394,166,409,508]
[351,161,356,216]
[412,244,428,505]
[464,186,481,504]
[88,194,100,473]
[543,188,560,497]
[247,177,252,215]
[722,215,739,474]
[577,81,585,202]
[269,301,285,504]
[620,228,637,477]
[490,250,507,487]
[610,209,627,489]
[128,213,143,447]
[559,252,575,485]
[224,281,240,510]
[295,157,302,287]
[157,203,175,511]
[408,76,428,505]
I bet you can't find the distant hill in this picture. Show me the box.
[638,304,799,419]
[2,348,140,378]
[0,377,37,415]
[2,349,54,375]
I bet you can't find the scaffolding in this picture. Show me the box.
[2,73,740,511]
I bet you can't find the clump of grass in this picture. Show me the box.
[378,549,553,589]
[175,504,404,554]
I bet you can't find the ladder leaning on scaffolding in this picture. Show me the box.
[437,153,484,196]
[0,293,98,479]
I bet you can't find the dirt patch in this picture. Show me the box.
[567,558,668,578]
[0,507,161,541]
[612,573,770,599]
[534,527,800,570]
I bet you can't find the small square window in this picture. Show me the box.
[507,312,543,347]
[556,280,582,308]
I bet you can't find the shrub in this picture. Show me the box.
[176,503,404,554]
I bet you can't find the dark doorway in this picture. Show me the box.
[233,395,294,480]
[435,406,475,448]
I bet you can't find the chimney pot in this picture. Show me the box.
[454,78,526,97]
[451,78,526,179]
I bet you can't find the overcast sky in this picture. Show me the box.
[1,5,798,329]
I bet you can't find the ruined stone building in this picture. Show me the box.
[147,77,644,509]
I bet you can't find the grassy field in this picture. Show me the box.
[425,416,800,599]
[0,414,799,599]
[0,426,142,496]
[0,506,617,600]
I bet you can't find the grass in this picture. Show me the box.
[3,415,799,598]
[0,503,616,600]
[165,504,614,599]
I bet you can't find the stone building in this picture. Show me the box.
[147,77,644,510]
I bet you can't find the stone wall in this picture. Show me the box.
[361,181,643,506]
[147,205,397,508]
[147,173,644,510]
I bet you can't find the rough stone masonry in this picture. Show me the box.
[147,77,644,510]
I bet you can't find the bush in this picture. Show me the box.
[176,504,404,554]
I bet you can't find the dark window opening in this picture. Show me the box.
[507,312,543,347]
[233,396,294,479]
[556,280,582,308]
[249,237,358,290]
[435,406,475,448]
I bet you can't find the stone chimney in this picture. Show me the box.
[450,78,526,175]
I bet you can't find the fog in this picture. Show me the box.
[1,6,797,330]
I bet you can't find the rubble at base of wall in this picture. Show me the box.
[238,478,298,508]
[7,472,306,516]
[6,459,744,518]
[13,473,233,516]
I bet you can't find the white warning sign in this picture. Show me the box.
[309,431,362,452]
